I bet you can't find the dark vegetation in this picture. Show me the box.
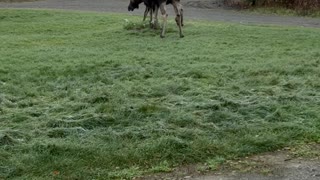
[224,0,320,16]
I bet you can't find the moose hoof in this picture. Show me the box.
[180,34,185,38]
[153,24,159,30]
[160,34,165,38]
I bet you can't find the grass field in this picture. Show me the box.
[0,9,319,179]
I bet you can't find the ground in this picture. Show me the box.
[0,1,319,180]
[138,144,320,180]
[0,0,319,28]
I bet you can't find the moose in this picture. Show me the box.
[129,0,157,28]
[128,0,184,38]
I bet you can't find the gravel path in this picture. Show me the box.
[0,0,320,28]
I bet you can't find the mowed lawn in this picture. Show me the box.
[0,9,319,179]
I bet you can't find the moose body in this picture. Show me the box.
[128,0,184,38]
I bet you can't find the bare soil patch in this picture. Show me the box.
[138,144,320,180]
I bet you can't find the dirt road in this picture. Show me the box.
[0,0,319,28]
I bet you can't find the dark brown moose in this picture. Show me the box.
[128,0,184,38]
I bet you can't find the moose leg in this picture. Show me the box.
[153,6,159,29]
[159,3,167,38]
[181,8,184,27]
[173,2,184,38]
[143,7,149,21]
[149,8,154,28]
[174,4,184,26]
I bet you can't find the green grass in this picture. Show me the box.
[0,9,320,179]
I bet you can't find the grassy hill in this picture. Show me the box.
[0,9,319,179]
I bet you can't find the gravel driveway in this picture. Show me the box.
[0,0,319,28]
